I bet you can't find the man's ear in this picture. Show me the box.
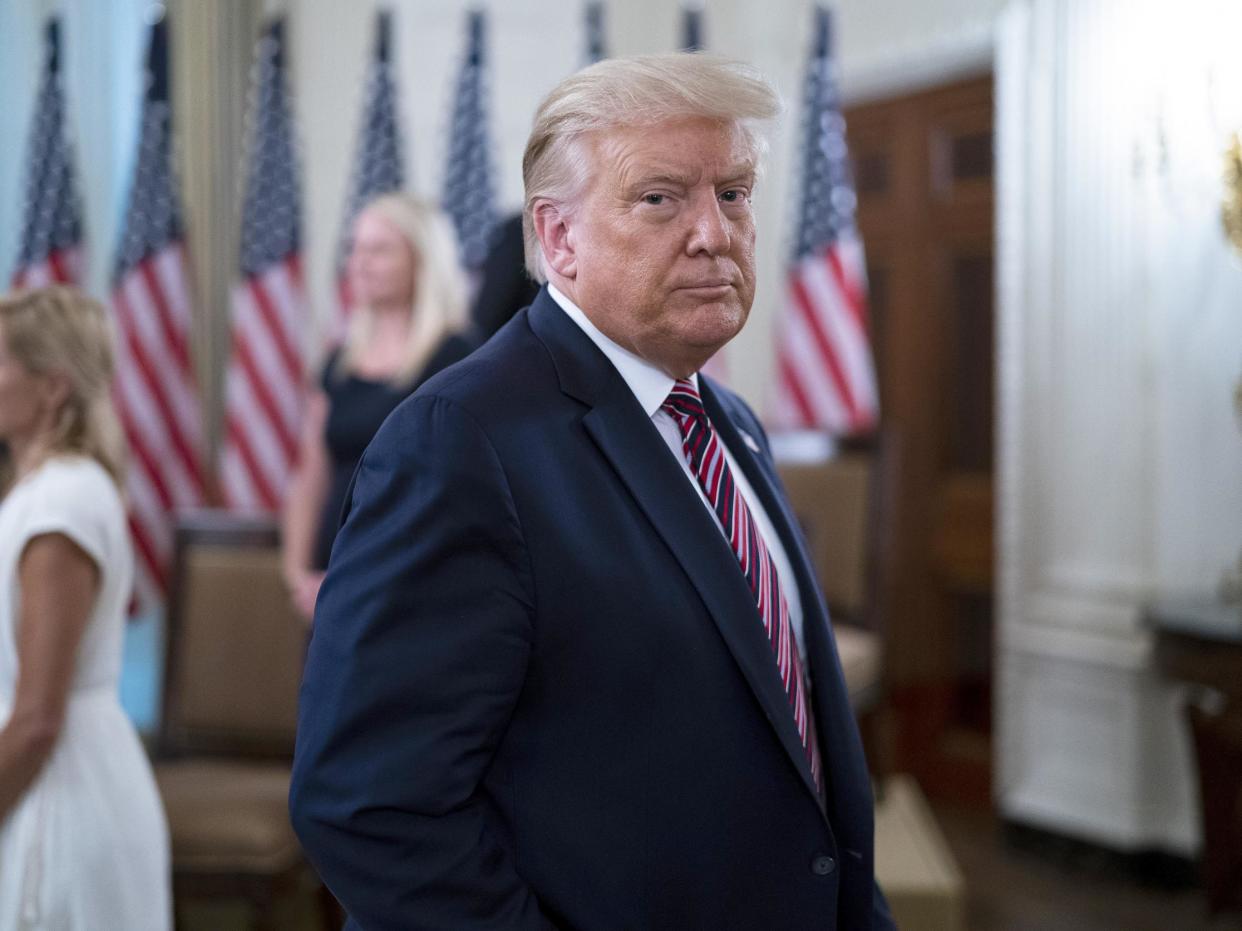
[532,200,577,279]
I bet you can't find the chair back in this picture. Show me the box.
[776,432,896,631]
[158,510,305,759]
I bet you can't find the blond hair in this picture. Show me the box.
[0,286,127,492]
[337,193,469,387]
[522,53,782,281]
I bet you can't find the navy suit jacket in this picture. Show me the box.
[290,288,896,931]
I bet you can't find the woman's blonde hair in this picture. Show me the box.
[336,193,469,387]
[522,53,782,281]
[0,286,127,492]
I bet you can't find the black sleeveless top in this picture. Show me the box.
[312,331,477,569]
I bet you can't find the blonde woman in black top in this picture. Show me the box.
[282,194,476,620]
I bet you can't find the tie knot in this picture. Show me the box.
[662,377,706,424]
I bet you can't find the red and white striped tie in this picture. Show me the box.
[663,378,823,795]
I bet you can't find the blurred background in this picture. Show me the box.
[2,0,1242,928]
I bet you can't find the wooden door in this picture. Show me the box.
[846,75,995,804]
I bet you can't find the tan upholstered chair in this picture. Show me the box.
[776,434,896,720]
[152,511,335,930]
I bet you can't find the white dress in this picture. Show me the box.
[0,457,170,930]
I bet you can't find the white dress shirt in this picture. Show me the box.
[548,284,807,660]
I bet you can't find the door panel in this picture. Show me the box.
[847,75,995,804]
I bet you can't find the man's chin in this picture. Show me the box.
[685,300,748,345]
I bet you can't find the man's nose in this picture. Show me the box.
[686,198,731,256]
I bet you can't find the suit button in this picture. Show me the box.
[811,855,836,876]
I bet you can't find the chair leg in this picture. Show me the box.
[251,887,279,931]
[1187,701,1242,915]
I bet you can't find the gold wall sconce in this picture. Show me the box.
[1224,132,1242,256]
[1222,131,1242,603]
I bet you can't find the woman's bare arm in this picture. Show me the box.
[282,388,331,619]
[0,533,99,819]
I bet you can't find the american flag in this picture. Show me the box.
[585,2,607,64]
[681,3,704,52]
[771,5,878,435]
[442,9,496,271]
[334,9,405,328]
[111,15,206,608]
[221,17,306,514]
[11,17,83,289]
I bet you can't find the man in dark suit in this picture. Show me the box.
[291,53,896,931]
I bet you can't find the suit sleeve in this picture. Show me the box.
[873,879,898,930]
[289,394,552,930]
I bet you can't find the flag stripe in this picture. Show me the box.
[116,277,206,488]
[228,348,297,489]
[805,250,877,412]
[790,273,860,422]
[780,300,852,431]
[826,239,867,327]
[778,359,818,426]
[128,512,166,595]
[225,413,280,511]
[47,250,71,284]
[140,259,191,370]
[233,290,301,443]
[233,336,298,462]
[221,446,261,513]
[116,403,174,511]
[248,269,302,388]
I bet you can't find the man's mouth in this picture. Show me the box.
[677,280,734,293]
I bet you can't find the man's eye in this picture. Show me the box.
[721,190,746,203]
[643,193,666,206]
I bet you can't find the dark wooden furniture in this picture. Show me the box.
[153,511,337,930]
[1148,596,1242,916]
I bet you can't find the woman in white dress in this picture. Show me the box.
[0,287,170,929]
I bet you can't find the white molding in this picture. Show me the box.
[1001,616,1150,669]
[839,17,996,105]
[998,649,1199,854]
[1003,782,1197,853]
[1036,563,1154,605]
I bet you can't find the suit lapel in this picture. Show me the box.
[527,293,825,808]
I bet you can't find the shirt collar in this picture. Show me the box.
[547,283,697,418]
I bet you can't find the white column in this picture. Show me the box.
[997,0,1242,853]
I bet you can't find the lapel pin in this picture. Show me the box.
[739,430,761,454]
